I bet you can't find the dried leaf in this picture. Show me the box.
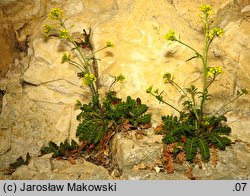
[122,119,132,131]
[67,156,76,164]
[185,165,196,180]
[165,143,177,153]
[4,167,16,175]
[181,135,187,143]
[194,153,202,169]
[135,131,144,140]
[176,151,186,164]
[140,123,152,129]
[210,147,218,168]
[89,143,95,149]
[163,150,174,174]
[155,125,164,134]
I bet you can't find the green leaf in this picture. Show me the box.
[198,139,210,161]
[212,126,231,135]
[131,104,148,118]
[162,133,178,144]
[185,137,198,161]
[10,157,26,169]
[162,115,179,131]
[134,114,152,125]
[209,133,231,150]
[94,124,108,144]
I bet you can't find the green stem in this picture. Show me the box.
[200,15,210,115]
[69,60,85,72]
[90,51,100,94]
[95,46,109,53]
[176,40,202,57]
[171,80,199,120]
[108,77,117,92]
[213,93,243,115]
[59,19,99,100]
[151,92,181,113]
[206,75,216,90]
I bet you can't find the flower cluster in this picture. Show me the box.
[163,72,174,83]
[240,88,248,95]
[209,27,224,38]
[146,86,164,103]
[82,73,97,86]
[59,29,69,39]
[165,30,176,41]
[146,86,153,94]
[44,24,54,36]
[49,7,64,20]
[207,66,223,77]
[200,4,212,16]
[106,41,114,48]
[116,74,125,83]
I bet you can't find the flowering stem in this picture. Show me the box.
[59,19,98,99]
[171,81,192,102]
[69,39,98,97]
[206,75,216,89]
[176,40,202,57]
[90,52,100,93]
[213,93,244,115]
[149,92,181,113]
[160,99,181,113]
[171,80,199,119]
[95,46,109,53]
[200,15,210,115]
[68,60,85,71]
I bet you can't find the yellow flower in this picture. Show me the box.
[209,27,224,38]
[165,30,176,41]
[49,7,64,20]
[106,41,114,48]
[207,66,223,77]
[200,4,213,16]
[82,73,97,86]
[44,24,54,36]
[59,29,69,39]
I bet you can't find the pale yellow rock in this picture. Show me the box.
[0,127,11,156]
[28,154,52,173]
[55,105,72,141]
[11,165,39,180]
[0,16,18,77]
[111,128,163,169]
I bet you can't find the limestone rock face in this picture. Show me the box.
[0,127,11,156]
[3,141,249,180]
[191,142,250,179]
[10,155,112,180]
[0,0,249,174]
[0,16,17,77]
[111,129,163,169]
